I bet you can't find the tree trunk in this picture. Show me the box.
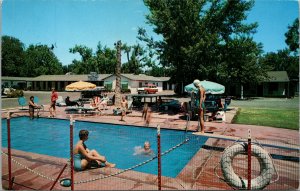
[115,40,122,107]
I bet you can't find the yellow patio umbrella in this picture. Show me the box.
[65,80,96,91]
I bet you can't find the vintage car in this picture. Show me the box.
[137,84,158,94]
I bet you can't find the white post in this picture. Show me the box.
[241,84,244,100]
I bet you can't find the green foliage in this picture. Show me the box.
[121,43,144,74]
[69,42,117,74]
[141,0,264,93]
[220,37,267,85]
[285,18,299,54]
[260,49,299,80]
[121,88,131,93]
[7,89,24,98]
[24,44,64,77]
[2,36,25,76]
[145,65,171,77]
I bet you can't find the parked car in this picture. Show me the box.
[137,84,158,94]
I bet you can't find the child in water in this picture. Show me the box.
[133,141,154,156]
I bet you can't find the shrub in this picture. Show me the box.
[121,88,131,93]
[7,89,24,98]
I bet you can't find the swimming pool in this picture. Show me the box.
[2,117,207,178]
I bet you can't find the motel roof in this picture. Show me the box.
[2,74,170,82]
[120,74,170,82]
[263,71,290,82]
[29,74,112,81]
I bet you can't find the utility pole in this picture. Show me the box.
[114,40,122,107]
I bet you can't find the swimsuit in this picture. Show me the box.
[74,153,85,171]
[29,104,35,112]
[195,91,205,109]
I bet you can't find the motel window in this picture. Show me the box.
[104,81,113,91]
[121,81,128,90]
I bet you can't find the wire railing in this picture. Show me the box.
[2,112,299,190]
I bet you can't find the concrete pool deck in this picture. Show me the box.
[1,105,299,190]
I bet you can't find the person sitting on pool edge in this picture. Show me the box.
[73,130,116,171]
[133,141,154,156]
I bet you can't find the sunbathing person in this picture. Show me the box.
[90,96,102,112]
[99,94,109,110]
[73,130,115,171]
[65,96,80,107]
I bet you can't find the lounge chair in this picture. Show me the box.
[56,96,67,107]
[65,106,96,114]
[18,96,27,110]
[33,96,39,104]
[159,99,181,112]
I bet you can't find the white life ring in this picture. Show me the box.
[221,143,275,190]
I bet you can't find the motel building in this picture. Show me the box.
[1,73,175,94]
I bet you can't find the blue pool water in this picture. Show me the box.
[2,117,207,178]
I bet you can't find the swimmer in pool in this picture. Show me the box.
[73,130,116,171]
[133,141,154,156]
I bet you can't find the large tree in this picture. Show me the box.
[220,37,267,98]
[2,36,25,76]
[24,44,63,77]
[69,45,94,74]
[285,18,299,54]
[69,42,117,74]
[121,43,144,74]
[141,0,264,94]
[260,49,299,80]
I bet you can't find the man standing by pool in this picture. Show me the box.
[193,79,206,133]
[49,87,58,117]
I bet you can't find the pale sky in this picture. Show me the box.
[3,0,299,65]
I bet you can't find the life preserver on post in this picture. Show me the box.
[220,143,275,190]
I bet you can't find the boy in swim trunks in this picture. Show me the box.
[133,141,154,156]
[73,130,115,171]
[120,96,128,122]
[49,88,58,117]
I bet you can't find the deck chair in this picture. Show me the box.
[18,96,27,110]
[56,96,67,106]
[65,106,96,114]
[33,96,39,104]
[159,99,181,112]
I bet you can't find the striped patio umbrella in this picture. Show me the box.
[184,80,225,94]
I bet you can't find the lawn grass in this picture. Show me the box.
[232,108,299,130]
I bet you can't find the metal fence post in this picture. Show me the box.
[157,125,161,190]
[247,129,252,190]
[7,112,13,190]
[70,116,74,190]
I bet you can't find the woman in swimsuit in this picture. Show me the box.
[28,96,41,120]
[73,130,115,171]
